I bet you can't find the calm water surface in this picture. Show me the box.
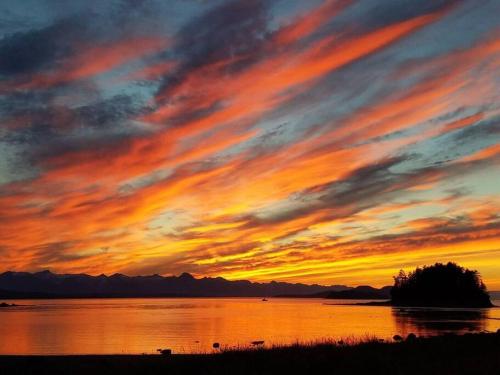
[1,298,499,354]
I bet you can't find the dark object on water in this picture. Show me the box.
[406,333,417,342]
[251,341,264,346]
[157,349,172,356]
[391,262,493,307]
[393,335,403,342]
[262,298,268,301]
[0,302,17,307]
[213,342,220,349]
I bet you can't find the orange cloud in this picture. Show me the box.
[10,37,169,90]
[1,2,499,289]
[273,0,351,45]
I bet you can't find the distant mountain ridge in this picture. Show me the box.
[0,270,351,299]
[326,285,392,299]
[275,285,392,299]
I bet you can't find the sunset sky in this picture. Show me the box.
[0,0,499,288]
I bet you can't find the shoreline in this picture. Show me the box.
[325,300,497,308]
[1,332,499,374]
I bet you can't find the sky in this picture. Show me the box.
[0,0,499,288]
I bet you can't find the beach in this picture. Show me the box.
[1,332,499,375]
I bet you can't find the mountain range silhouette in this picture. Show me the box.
[0,270,352,298]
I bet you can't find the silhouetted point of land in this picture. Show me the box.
[0,302,17,308]
[390,263,493,308]
[330,301,498,307]
[325,300,392,306]
[333,262,496,308]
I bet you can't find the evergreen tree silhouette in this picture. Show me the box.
[391,262,492,307]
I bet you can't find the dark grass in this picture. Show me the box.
[1,332,499,375]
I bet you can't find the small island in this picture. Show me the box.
[0,302,18,308]
[349,262,494,308]
[390,262,493,308]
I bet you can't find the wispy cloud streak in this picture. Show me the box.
[0,0,499,287]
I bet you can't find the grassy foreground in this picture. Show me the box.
[1,332,499,375]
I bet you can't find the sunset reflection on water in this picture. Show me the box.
[1,298,499,354]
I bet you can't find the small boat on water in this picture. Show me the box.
[262,298,268,301]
